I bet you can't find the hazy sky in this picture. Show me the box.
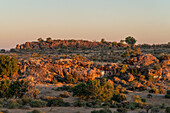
[0,0,170,49]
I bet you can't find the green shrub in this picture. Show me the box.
[0,79,11,98]
[65,74,77,84]
[165,94,170,98]
[16,99,23,105]
[141,98,146,103]
[7,102,20,109]
[73,79,114,101]
[166,107,170,113]
[160,103,165,109]
[151,107,160,113]
[9,80,29,98]
[30,99,47,107]
[73,100,86,107]
[86,101,102,108]
[0,79,30,98]
[31,110,42,113]
[47,97,69,107]
[22,97,33,105]
[55,85,73,91]
[117,108,127,113]
[111,93,127,102]
[0,98,3,104]
[165,90,170,98]
[125,103,136,110]
[167,90,170,95]
[0,55,19,77]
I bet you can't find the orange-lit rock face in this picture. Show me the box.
[138,54,159,67]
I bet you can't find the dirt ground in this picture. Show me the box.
[0,84,169,113]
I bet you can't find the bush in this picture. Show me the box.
[147,94,152,98]
[7,102,20,109]
[0,79,11,98]
[165,94,170,98]
[73,79,114,101]
[160,103,165,109]
[0,79,30,98]
[0,55,19,77]
[86,101,102,108]
[22,97,33,105]
[165,90,170,99]
[117,108,127,113]
[65,74,77,84]
[31,110,42,113]
[73,100,86,107]
[55,85,73,91]
[166,107,170,113]
[151,107,160,113]
[91,109,112,113]
[125,103,136,110]
[111,93,127,102]
[30,99,47,107]
[141,98,146,103]
[47,96,70,107]
[16,99,23,105]
[167,90,170,95]
[9,80,29,98]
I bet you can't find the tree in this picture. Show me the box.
[101,38,105,43]
[9,80,29,98]
[0,79,11,98]
[0,55,19,77]
[0,49,5,53]
[120,40,125,44]
[125,36,137,48]
[0,79,31,98]
[37,38,44,43]
[46,37,52,43]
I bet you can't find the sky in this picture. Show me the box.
[0,0,170,49]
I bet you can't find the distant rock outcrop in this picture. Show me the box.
[16,39,128,50]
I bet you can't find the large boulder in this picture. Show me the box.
[138,54,159,66]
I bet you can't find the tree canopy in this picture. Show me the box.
[0,55,19,77]
[125,36,137,46]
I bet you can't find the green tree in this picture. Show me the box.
[0,55,19,77]
[0,49,5,53]
[101,38,105,43]
[46,37,52,43]
[9,80,29,98]
[0,79,11,98]
[0,79,34,98]
[37,38,44,43]
[125,36,137,48]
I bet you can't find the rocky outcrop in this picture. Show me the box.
[138,54,159,66]
[16,39,128,50]
[18,56,102,83]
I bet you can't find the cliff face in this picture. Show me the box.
[16,40,127,50]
